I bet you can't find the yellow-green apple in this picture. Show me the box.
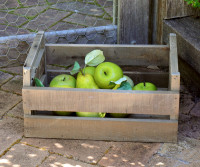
[76,73,99,89]
[133,82,157,91]
[77,66,96,78]
[76,112,106,118]
[94,62,123,89]
[50,74,76,116]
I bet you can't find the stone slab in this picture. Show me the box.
[52,1,104,16]
[147,154,186,167]
[39,154,98,167]
[0,90,21,118]
[6,102,23,119]
[1,75,23,95]
[63,13,111,27]
[2,66,23,75]
[21,138,113,164]
[0,143,49,167]
[190,102,200,117]
[0,116,23,156]
[23,9,71,31]
[0,71,13,86]
[98,142,161,167]
[163,17,200,75]
[158,136,200,163]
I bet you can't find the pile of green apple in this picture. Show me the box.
[49,50,157,118]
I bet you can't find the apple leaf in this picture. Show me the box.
[117,81,132,90]
[70,61,80,75]
[110,76,127,85]
[85,50,105,66]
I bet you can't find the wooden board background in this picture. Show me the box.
[117,0,151,44]
[45,44,169,67]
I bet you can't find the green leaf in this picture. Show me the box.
[70,61,80,75]
[85,50,105,66]
[110,76,127,85]
[117,81,132,90]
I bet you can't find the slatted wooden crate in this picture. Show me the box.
[23,31,180,143]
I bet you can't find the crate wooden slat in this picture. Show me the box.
[23,87,179,117]
[23,32,180,143]
[24,115,177,142]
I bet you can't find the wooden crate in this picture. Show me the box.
[23,31,180,143]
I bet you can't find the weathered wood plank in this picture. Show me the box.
[24,115,178,143]
[46,44,169,66]
[117,0,151,44]
[24,31,44,68]
[169,34,180,91]
[23,87,179,117]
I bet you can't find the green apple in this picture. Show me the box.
[94,62,123,89]
[133,82,157,91]
[109,113,129,118]
[76,112,106,118]
[77,66,96,78]
[50,74,76,116]
[50,74,76,88]
[76,73,99,89]
[123,75,134,87]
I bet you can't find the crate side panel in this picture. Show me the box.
[45,45,169,67]
[24,116,178,143]
[23,87,179,116]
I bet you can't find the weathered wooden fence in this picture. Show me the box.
[115,0,199,44]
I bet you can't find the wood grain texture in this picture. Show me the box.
[46,44,169,66]
[24,115,178,143]
[118,0,150,44]
[23,87,179,117]
[169,34,180,92]
[155,0,199,43]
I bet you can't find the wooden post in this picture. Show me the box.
[168,33,180,120]
[117,0,152,44]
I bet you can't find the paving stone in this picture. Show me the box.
[147,154,186,167]
[179,117,200,139]
[1,75,23,95]
[23,9,71,31]
[5,0,20,9]
[190,102,200,117]
[180,92,195,115]
[52,1,104,16]
[6,102,23,119]
[63,13,111,27]
[0,71,13,86]
[48,21,85,32]
[98,142,161,167]
[0,116,23,156]
[2,66,23,75]
[97,0,113,8]
[14,5,47,16]
[0,143,49,167]
[21,138,113,164]
[158,136,200,163]
[0,90,21,117]
[39,154,98,167]
[176,161,200,167]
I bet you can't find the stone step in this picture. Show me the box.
[163,16,200,96]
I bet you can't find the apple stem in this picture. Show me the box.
[144,82,146,87]
[83,64,87,76]
[63,77,65,81]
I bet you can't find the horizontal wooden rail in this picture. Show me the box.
[23,87,179,117]
[24,115,177,142]
[46,44,170,67]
